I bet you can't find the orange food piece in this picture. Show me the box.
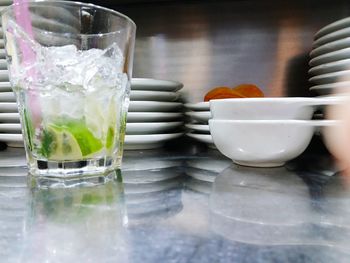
[204,87,244,101]
[204,84,264,101]
[233,84,264,98]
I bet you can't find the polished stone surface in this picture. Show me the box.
[0,146,350,262]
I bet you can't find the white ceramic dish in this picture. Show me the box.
[0,59,7,69]
[0,113,20,122]
[130,90,181,102]
[313,27,350,47]
[0,123,21,133]
[310,37,350,58]
[126,121,183,134]
[309,70,350,84]
[124,132,183,150]
[0,134,23,146]
[0,82,12,92]
[184,102,210,111]
[0,70,8,81]
[0,49,5,59]
[0,92,15,102]
[309,81,350,95]
[0,102,17,112]
[185,123,210,133]
[186,132,215,148]
[209,120,330,167]
[209,97,334,120]
[131,78,183,92]
[309,47,350,67]
[314,17,350,40]
[308,59,350,76]
[128,101,183,112]
[185,111,211,123]
[127,112,183,122]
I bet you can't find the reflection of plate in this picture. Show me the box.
[0,103,17,112]
[130,90,181,102]
[309,70,350,84]
[309,47,350,67]
[0,123,21,133]
[186,132,214,148]
[0,113,20,122]
[124,177,182,194]
[185,111,211,123]
[185,178,212,194]
[131,78,183,92]
[126,122,183,135]
[123,167,183,183]
[310,37,350,58]
[185,167,217,182]
[314,17,350,40]
[127,112,183,122]
[124,133,183,150]
[185,123,210,133]
[129,101,183,112]
[313,27,350,47]
[309,59,350,75]
[0,148,26,167]
[310,81,350,95]
[184,102,209,111]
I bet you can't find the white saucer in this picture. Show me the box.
[309,70,350,84]
[0,134,23,147]
[130,90,181,102]
[186,132,215,148]
[0,92,15,102]
[0,123,21,133]
[129,101,183,112]
[309,59,350,76]
[0,113,20,122]
[313,27,350,47]
[126,121,183,135]
[184,102,209,111]
[309,81,350,95]
[0,59,7,69]
[314,17,350,40]
[310,37,350,58]
[309,47,350,67]
[124,132,183,150]
[0,102,17,112]
[185,111,211,123]
[127,112,183,122]
[131,78,183,92]
[0,70,8,81]
[0,49,5,59]
[185,123,210,133]
[0,82,12,92]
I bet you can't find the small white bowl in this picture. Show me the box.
[209,119,327,167]
[209,97,339,120]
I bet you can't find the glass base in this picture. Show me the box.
[28,156,122,178]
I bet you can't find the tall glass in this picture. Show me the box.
[1,1,136,177]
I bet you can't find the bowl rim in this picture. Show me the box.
[208,119,340,126]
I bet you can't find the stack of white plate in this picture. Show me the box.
[184,101,214,148]
[0,78,185,149]
[309,17,350,95]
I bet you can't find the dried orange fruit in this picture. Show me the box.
[204,87,244,101]
[233,84,264,98]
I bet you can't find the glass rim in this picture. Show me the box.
[0,0,136,38]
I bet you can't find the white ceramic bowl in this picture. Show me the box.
[209,120,323,167]
[209,97,338,120]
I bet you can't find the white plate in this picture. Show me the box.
[126,122,183,135]
[127,112,183,122]
[0,82,12,92]
[309,70,350,84]
[310,37,350,58]
[186,132,215,148]
[0,92,15,102]
[184,102,209,111]
[0,113,19,122]
[131,78,183,92]
[313,27,350,47]
[314,17,350,40]
[124,132,183,150]
[0,59,7,69]
[309,47,350,67]
[0,134,23,143]
[185,123,210,133]
[0,70,8,81]
[309,81,350,95]
[129,101,183,112]
[0,49,5,59]
[130,90,181,102]
[309,59,350,75]
[0,102,17,112]
[185,111,211,123]
[0,123,21,133]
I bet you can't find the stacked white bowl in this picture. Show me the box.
[309,17,350,95]
[184,101,214,148]
[208,97,340,168]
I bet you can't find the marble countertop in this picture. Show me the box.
[0,143,349,263]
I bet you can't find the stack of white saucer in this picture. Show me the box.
[184,101,214,148]
[309,17,350,95]
[0,78,185,149]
